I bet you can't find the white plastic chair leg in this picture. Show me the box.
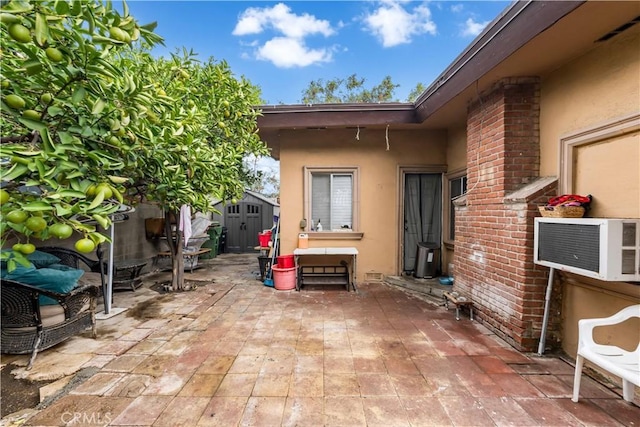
[622,379,634,402]
[572,354,584,402]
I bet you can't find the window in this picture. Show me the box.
[447,173,467,242]
[304,167,359,233]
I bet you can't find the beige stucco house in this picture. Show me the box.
[257,0,640,366]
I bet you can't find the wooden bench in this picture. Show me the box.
[443,291,474,321]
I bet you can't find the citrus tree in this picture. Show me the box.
[1,0,268,290]
[118,49,268,289]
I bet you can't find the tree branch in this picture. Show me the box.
[1,132,36,144]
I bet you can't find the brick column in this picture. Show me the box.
[453,77,560,351]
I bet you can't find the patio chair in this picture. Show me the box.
[572,304,640,403]
[1,279,100,370]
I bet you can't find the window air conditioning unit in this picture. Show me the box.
[534,218,640,281]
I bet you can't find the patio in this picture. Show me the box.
[2,253,638,426]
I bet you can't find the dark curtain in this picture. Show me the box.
[404,174,441,272]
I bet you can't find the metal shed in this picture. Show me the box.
[211,190,279,253]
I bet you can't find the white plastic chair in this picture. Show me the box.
[572,304,640,403]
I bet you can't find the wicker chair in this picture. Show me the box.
[1,246,105,369]
[1,279,100,370]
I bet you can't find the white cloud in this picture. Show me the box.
[256,37,333,68]
[461,17,490,37]
[233,3,336,68]
[362,1,436,48]
[233,3,334,38]
[451,4,464,13]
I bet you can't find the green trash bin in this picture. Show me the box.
[200,224,222,259]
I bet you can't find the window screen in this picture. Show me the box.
[311,173,353,230]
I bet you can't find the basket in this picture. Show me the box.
[538,205,585,218]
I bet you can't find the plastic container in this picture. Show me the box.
[277,254,295,269]
[272,264,297,290]
[298,233,309,249]
[201,225,222,259]
[258,256,272,281]
[258,231,272,247]
[414,242,440,279]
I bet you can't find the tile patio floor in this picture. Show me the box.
[2,253,638,426]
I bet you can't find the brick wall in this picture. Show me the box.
[453,77,562,351]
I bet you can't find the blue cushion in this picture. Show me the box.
[4,265,84,305]
[26,250,61,268]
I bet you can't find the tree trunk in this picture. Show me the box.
[165,208,186,291]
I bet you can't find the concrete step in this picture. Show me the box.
[383,275,453,304]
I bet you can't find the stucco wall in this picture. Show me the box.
[446,127,468,172]
[538,29,640,359]
[539,28,640,176]
[278,127,447,278]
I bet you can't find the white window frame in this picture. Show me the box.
[303,166,361,236]
[444,169,467,245]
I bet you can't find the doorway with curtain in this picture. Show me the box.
[402,173,442,274]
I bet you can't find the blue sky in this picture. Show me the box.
[125,1,511,105]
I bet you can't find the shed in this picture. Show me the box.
[211,190,279,253]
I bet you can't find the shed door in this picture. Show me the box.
[243,203,262,252]
[225,202,262,253]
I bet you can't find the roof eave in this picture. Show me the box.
[256,0,586,130]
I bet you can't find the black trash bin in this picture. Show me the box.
[218,226,227,254]
[414,242,440,278]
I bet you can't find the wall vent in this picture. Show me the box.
[596,15,640,42]
[364,272,384,282]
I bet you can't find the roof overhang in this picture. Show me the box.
[257,1,640,160]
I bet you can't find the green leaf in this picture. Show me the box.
[35,158,46,177]
[58,189,87,198]
[57,132,74,145]
[35,12,50,46]
[55,1,70,15]
[1,163,28,181]
[55,204,74,216]
[70,0,82,16]
[71,86,86,104]
[92,214,109,229]
[40,128,55,151]
[22,201,53,211]
[4,0,33,13]
[64,170,85,179]
[47,105,64,117]
[24,59,43,75]
[86,189,105,210]
[91,98,106,115]
[18,117,46,132]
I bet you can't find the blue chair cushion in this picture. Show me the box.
[3,264,84,305]
[26,250,61,268]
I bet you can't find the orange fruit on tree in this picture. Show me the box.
[6,209,28,224]
[75,238,95,253]
[25,216,47,232]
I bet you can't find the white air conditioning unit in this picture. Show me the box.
[534,218,640,281]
